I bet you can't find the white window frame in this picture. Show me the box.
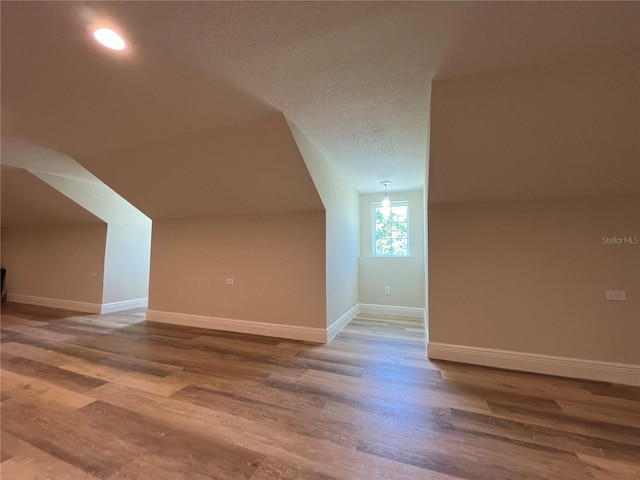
[372,201,409,257]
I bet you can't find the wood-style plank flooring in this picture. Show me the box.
[1,302,638,479]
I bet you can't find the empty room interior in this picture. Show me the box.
[0,2,638,480]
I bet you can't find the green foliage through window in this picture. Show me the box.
[373,202,408,256]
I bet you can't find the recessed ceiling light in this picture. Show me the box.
[93,28,126,51]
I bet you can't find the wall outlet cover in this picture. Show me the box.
[605,290,626,301]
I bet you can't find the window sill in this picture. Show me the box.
[362,256,424,259]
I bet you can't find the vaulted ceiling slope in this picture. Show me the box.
[429,53,639,204]
[1,2,321,219]
[1,167,104,227]
[2,1,638,197]
[2,136,151,225]
[1,2,274,160]
[78,114,324,220]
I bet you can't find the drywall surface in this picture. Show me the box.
[0,167,107,306]
[34,172,152,304]
[78,114,323,220]
[148,211,326,328]
[289,122,359,327]
[429,195,640,364]
[1,224,107,305]
[428,54,639,366]
[430,53,639,204]
[359,257,425,308]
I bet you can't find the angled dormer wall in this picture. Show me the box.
[74,113,329,341]
[288,122,360,338]
[32,172,152,311]
[2,137,152,313]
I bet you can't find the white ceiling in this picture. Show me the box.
[2,2,638,195]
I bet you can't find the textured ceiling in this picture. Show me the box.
[2,1,638,195]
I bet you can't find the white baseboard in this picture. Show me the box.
[6,293,101,313]
[327,304,359,342]
[428,342,640,387]
[146,310,326,343]
[359,303,425,319]
[101,298,149,314]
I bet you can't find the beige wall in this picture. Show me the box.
[429,195,640,364]
[428,54,639,368]
[0,167,108,306]
[359,190,425,308]
[148,212,326,328]
[289,122,360,327]
[359,258,425,308]
[1,224,107,304]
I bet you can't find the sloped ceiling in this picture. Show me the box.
[1,167,104,227]
[0,2,274,160]
[79,114,324,220]
[1,1,638,199]
[2,136,151,224]
[429,54,640,204]
[2,136,102,185]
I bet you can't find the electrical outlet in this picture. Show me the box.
[384,286,390,295]
[605,290,626,301]
[226,278,235,285]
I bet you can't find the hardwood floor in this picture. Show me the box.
[1,302,638,480]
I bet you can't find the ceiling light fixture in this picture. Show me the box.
[381,181,391,208]
[93,28,126,51]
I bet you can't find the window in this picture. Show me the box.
[373,201,409,256]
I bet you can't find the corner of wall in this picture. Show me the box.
[287,120,360,329]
